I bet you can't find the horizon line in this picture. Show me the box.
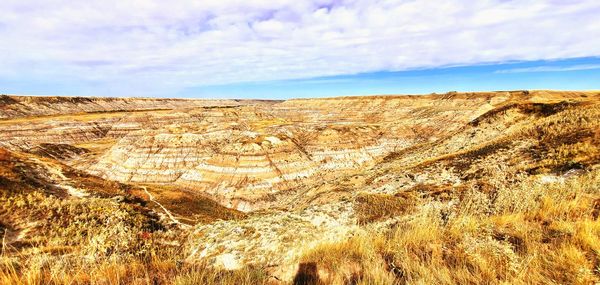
[3,89,600,101]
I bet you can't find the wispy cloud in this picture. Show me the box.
[0,0,599,96]
[496,64,600,74]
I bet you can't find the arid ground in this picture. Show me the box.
[1,90,599,284]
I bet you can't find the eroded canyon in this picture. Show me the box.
[1,91,600,284]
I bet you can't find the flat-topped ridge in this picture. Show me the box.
[0,95,243,120]
[282,90,600,101]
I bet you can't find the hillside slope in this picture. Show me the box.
[0,90,599,284]
[0,95,249,120]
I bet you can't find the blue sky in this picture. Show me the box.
[1,1,599,99]
[187,57,600,98]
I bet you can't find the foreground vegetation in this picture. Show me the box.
[0,191,270,285]
[1,168,598,284]
[301,169,600,284]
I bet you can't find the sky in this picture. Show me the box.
[0,0,599,99]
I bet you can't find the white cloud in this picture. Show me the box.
[496,64,600,74]
[0,0,599,96]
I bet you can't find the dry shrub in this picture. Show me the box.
[354,192,416,225]
[299,232,394,285]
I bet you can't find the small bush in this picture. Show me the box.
[354,192,416,224]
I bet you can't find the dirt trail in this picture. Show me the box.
[29,157,89,198]
[142,186,191,229]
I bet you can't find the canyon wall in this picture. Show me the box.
[0,95,248,120]
[2,91,597,212]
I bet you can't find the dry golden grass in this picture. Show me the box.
[0,253,271,285]
[135,184,247,224]
[299,169,600,284]
[521,103,600,173]
[354,192,416,225]
[299,233,394,284]
[0,191,268,285]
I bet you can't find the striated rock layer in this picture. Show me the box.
[2,91,598,212]
[82,91,597,211]
[0,94,247,120]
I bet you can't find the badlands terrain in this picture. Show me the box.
[0,90,599,284]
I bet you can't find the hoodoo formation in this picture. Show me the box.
[1,90,600,283]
